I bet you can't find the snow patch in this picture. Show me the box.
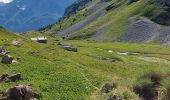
[0,0,13,3]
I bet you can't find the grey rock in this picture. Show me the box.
[0,73,21,82]
[63,46,78,52]
[1,55,13,64]
[2,85,33,100]
[107,94,122,100]
[101,82,117,93]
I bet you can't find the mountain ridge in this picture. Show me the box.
[42,0,170,45]
[0,0,75,32]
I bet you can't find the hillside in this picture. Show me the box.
[43,0,170,45]
[1,0,170,100]
[0,0,75,32]
[0,28,170,99]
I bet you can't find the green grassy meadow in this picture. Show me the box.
[0,30,170,99]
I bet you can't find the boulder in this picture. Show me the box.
[0,73,21,82]
[100,57,116,63]
[101,82,117,93]
[57,42,62,45]
[2,85,33,100]
[32,92,41,100]
[106,59,116,63]
[7,73,21,82]
[1,55,13,64]
[12,40,20,47]
[107,94,122,100]
[0,49,9,56]
[0,74,9,81]
[57,42,71,46]
[63,46,78,52]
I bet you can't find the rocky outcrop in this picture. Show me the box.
[63,46,78,52]
[2,85,41,100]
[101,82,117,93]
[0,73,21,82]
[12,40,21,47]
[107,94,122,100]
[58,42,78,52]
[57,42,71,46]
[0,49,9,56]
[2,85,33,100]
[1,55,13,64]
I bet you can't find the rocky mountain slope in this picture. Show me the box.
[43,0,170,45]
[0,0,75,32]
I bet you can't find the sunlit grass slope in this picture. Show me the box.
[0,30,170,99]
[44,0,165,42]
[69,0,164,40]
